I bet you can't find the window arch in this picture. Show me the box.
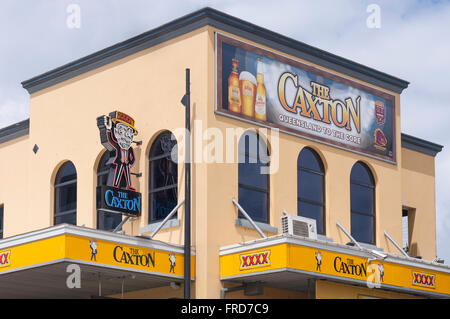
[148,131,178,223]
[96,152,122,231]
[297,147,325,234]
[54,161,77,225]
[238,131,270,223]
[350,161,375,244]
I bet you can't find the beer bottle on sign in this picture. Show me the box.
[255,58,267,121]
[228,59,241,113]
[239,71,257,118]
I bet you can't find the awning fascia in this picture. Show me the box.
[220,235,450,298]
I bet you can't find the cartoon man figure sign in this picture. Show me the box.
[90,240,98,261]
[378,264,384,282]
[315,251,322,271]
[169,254,176,273]
[97,111,138,191]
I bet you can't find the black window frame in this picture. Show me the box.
[148,131,178,224]
[96,152,123,231]
[350,161,376,245]
[297,147,326,235]
[54,161,77,226]
[238,132,270,224]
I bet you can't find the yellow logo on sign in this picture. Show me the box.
[239,250,271,270]
[0,250,11,268]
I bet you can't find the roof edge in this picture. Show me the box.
[0,119,30,144]
[22,7,409,94]
[401,133,443,157]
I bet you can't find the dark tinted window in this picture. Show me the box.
[97,152,122,231]
[350,162,375,244]
[238,132,270,223]
[149,132,178,223]
[54,162,77,225]
[350,162,374,185]
[297,148,325,234]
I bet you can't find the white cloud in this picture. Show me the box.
[0,98,29,128]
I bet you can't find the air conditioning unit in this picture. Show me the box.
[281,214,317,240]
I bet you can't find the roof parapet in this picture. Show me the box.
[22,7,409,94]
[0,119,29,144]
[401,133,443,157]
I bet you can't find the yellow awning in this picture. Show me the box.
[0,224,194,298]
[220,235,450,298]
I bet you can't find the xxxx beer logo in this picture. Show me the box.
[239,250,271,270]
[0,250,11,268]
[412,271,436,289]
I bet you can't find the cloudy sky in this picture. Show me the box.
[1,0,449,262]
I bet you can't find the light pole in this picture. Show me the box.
[181,68,191,299]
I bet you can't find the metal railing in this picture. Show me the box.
[384,231,410,258]
[148,199,185,239]
[113,216,130,233]
[336,221,389,260]
[336,221,362,249]
[232,198,266,239]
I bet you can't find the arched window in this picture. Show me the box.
[238,131,270,223]
[350,162,375,244]
[54,161,77,225]
[297,147,325,234]
[148,131,178,223]
[97,152,122,231]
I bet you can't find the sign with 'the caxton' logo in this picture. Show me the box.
[113,246,155,268]
[333,256,367,277]
[97,186,141,217]
[239,250,271,271]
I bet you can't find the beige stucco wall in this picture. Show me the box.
[0,135,30,236]
[0,24,439,299]
[401,148,437,260]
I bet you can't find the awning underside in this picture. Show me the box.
[0,261,182,298]
[223,269,315,294]
[220,268,437,298]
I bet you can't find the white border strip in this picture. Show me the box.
[0,224,188,255]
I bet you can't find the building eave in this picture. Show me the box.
[401,133,443,157]
[21,7,409,95]
[0,119,29,144]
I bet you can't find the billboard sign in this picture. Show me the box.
[215,33,396,163]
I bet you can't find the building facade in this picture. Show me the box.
[0,8,448,299]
